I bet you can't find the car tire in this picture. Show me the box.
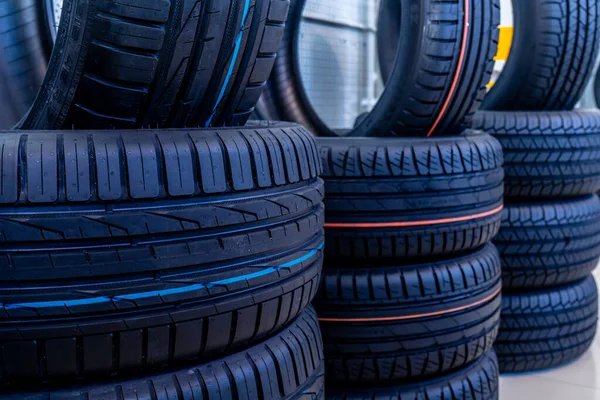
[315,244,502,383]
[496,276,598,372]
[17,0,289,129]
[318,132,504,260]
[2,307,326,399]
[0,0,50,128]
[328,351,499,400]
[482,0,600,111]
[257,0,500,137]
[472,111,600,198]
[495,195,600,289]
[0,123,325,386]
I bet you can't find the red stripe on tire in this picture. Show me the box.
[324,204,503,229]
[426,0,471,137]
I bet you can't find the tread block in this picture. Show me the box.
[316,244,502,383]
[9,308,325,400]
[318,133,504,259]
[473,111,600,197]
[496,276,599,372]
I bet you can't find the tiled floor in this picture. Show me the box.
[499,269,600,400]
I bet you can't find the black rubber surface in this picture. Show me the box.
[0,124,323,280]
[2,307,325,399]
[496,276,598,373]
[495,195,600,290]
[257,0,499,137]
[472,111,600,198]
[328,351,499,400]
[0,0,50,129]
[18,0,290,129]
[483,0,600,111]
[318,133,504,260]
[315,244,502,383]
[0,124,326,386]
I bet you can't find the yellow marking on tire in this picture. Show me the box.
[495,26,514,61]
[487,26,514,89]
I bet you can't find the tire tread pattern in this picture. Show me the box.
[496,276,599,372]
[3,307,325,400]
[472,111,600,197]
[495,195,600,289]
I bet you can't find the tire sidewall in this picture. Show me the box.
[482,0,538,109]
[268,0,477,137]
[375,0,400,83]
[0,0,52,128]
[274,0,431,137]
[351,0,456,137]
[40,0,58,44]
[350,0,428,137]
[17,0,91,130]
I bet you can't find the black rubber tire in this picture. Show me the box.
[315,244,502,384]
[0,0,51,129]
[18,0,289,130]
[0,123,322,280]
[0,124,325,386]
[257,0,499,137]
[318,133,504,260]
[472,111,600,198]
[495,195,600,290]
[482,0,600,111]
[496,276,599,373]
[328,351,499,400]
[2,307,326,399]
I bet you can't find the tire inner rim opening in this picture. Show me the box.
[297,0,384,131]
[51,0,63,34]
[488,0,514,91]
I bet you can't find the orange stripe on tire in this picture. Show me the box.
[318,286,501,323]
[426,0,470,137]
[324,204,503,229]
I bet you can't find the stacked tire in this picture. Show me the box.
[0,124,326,398]
[0,0,291,129]
[472,112,600,373]
[0,1,331,398]
[315,135,504,399]
[471,0,600,373]
[258,0,504,398]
